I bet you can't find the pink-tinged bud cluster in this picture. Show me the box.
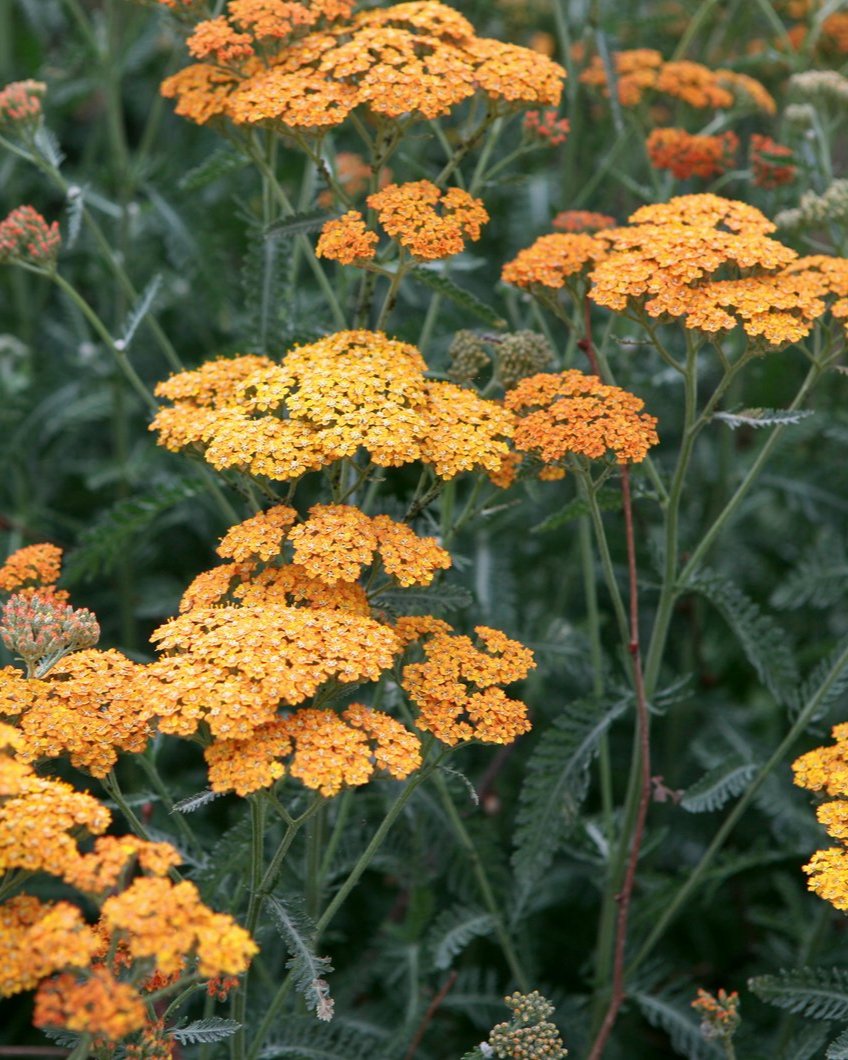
[0,80,46,131]
[0,594,100,678]
[523,109,570,146]
[0,207,61,268]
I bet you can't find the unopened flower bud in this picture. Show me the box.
[0,593,100,677]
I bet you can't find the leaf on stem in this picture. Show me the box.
[749,967,848,1021]
[410,267,506,328]
[170,1018,241,1044]
[681,755,758,813]
[427,904,496,971]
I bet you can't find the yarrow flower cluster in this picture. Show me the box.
[587,194,848,346]
[481,991,568,1059]
[552,210,616,233]
[505,371,659,466]
[523,109,570,146]
[646,127,738,181]
[580,48,775,113]
[749,134,796,189]
[0,206,61,268]
[793,724,848,911]
[0,543,63,594]
[317,181,489,264]
[0,720,255,1040]
[501,232,610,290]
[160,0,565,131]
[152,330,514,481]
[0,79,46,134]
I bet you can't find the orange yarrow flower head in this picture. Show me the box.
[152,330,514,482]
[502,232,610,291]
[552,210,616,233]
[523,109,570,146]
[590,194,848,346]
[367,181,489,261]
[580,48,775,114]
[646,127,739,181]
[0,543,63,594]
[401,620,535,746]
[34,967,147,1042]
[0,206,61,268]
[316,210,379,265]
[162,1,564,130]
[0,80,46,135]
[505,371,659,466]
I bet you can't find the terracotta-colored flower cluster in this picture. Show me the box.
[523,109,570,146]
[749,134,796,189]
[152,330,514,481]
[580,48,775,114]
[792,723,848,911]
[588,194,848,346]
[400,618,535,745]
[161,0,564,131]
[0,79,46,132]
[501,232,610,291]
[505,371,659,466]
[317,180,489,264]
[646,127,738,181]
[0,543,63,595]
[0,206,61,268]
[552,210,616,234]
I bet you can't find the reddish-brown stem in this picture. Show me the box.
[403,970,458,1060]
[578,294,601,376]
[587,464,652,1060]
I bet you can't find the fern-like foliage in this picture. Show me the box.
[780,1023,835,1060]
[828,1027,848,1059]
[170,1018,240,1044]
[793,633,848,725]
[118,273,162,351]
[632,991,724,1059]
[375,583,472,617]
[749,967,848,1021]
[531,490,620,535]
[179,145,248,191]
[264,209,335,239]
[171,788,225,815]
[63,479,204,584]
[771,530,848,611]
[681,755,758,813]
[259,1017,387,1060]
[427,904,495,971]
[267,897,334,1019]
[409,267,506,328]
[713,407,814,429]
[687,567,799,705]
[511,695,627,915]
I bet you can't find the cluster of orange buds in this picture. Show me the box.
[0,205,61,268]
[0,593,100,677]
[691,988,741,1041]
[523,109,570,146]
[646,128,739,181]
[0,79,46,135]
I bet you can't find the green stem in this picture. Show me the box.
[136,753,204,859]
[433,770,530,991]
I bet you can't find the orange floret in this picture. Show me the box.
[0,543,62,592]
[0,897,98,997]
[316,210,379,264]
[205,719,292,795]
[372,515,451,586]
[34,967,146,1041]
[367,181,489,261]
[288,504,378,584]
[502,232,609,290]
[64,836,183,895]
[402,623,534,745]
[187,17,254,63]
[506,371,658,465]
[217,505,298,563]
[418,381,515,479]
[646,127,738,181]
[101,876,257,976]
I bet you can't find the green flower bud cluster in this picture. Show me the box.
[495,331,554,390]
[448,330,491,386]
[776,179,848,231]
[0,593,100,677]
[486,991,568,1059]
[790,71,848,107]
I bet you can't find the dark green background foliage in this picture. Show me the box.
[3,0,848,1056]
